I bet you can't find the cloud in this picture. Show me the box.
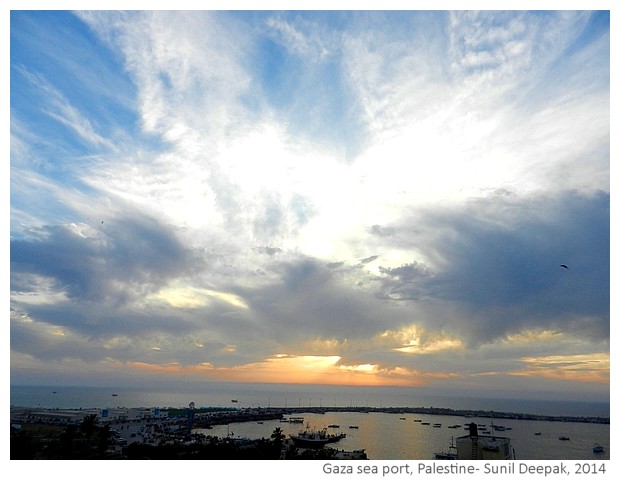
[10,207,201,307]
[515,353,610,383]
[10,11,609,398]
[371,190,609,343]
[14,68,112,149]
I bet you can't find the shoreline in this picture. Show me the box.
[13,404,607,426]
[198,406,610,425]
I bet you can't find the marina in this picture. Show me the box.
[11,385,610,460]
[192,409,608,460]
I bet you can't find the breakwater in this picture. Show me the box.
[184,405,609,429]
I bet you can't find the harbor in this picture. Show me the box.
[11,403,609,460]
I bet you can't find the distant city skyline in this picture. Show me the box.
[10,9,610,402]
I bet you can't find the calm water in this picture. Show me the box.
[10,383,610,417]
[11,383,610,460]
[196,411,610,460]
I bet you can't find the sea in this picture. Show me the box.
[10,383,611,461]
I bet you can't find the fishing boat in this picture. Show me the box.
[559,436,570,441]
[593,444,604,454]
[289,427,346,448]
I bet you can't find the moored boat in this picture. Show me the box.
[289,427,346,448]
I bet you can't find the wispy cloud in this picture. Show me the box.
[16,67,115,150]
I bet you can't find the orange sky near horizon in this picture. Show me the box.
[122,350,609,388]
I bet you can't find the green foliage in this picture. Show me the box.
[11,420,120,460]
[11,421,338,460]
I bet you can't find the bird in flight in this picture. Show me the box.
[560,264,569,269]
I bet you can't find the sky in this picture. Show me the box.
[9,8,611,402]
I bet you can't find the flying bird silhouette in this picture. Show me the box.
[560,264,569,269]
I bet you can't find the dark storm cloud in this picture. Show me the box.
[375,190,609,344]
[10,210,201,306]
[237,257,411,344]
[376,262,434,301]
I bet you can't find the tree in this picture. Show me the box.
[270,427,286,459]
[80,414,98,451]
[97,424,112,455]
[271,427,285,445]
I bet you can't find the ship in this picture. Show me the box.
[290,427,346,448]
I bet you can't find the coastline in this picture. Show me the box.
[12,404,610,426]
[11,404,610,460]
